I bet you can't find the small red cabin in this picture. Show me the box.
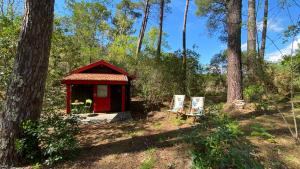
[61,60,133,114]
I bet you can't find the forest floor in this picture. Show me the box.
[233,103,300,169]
[56,103,300,169]
[57,110,194,169]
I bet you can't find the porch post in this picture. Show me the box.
[121,85,125,112]
[66,84,71,114]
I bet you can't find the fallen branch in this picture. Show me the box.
[276,106,295,138]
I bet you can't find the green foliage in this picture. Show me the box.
[194,0,227,41]
[16,115,80,166]
[140,147,156,169]
[250,123,275,142]
[284,21,300,39]
[206,102,224,114]
[266,51,300,97]
[186,114,262,169]
[170,116,186,126]
[0,15,21,93]
[112,0,141,36]
[15,120,41,163]
[132,45,203,109]
[243,85,265,102]
[255,100,270,111]
[32,163,42,169]
[140,157,155,169]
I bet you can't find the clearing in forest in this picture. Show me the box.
[57,104,300,169]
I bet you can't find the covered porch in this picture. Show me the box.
[63,73,130,114]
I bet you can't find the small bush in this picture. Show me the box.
[189,114,262,169]
[206,102,224,114]
[16,114,80,166]
[244,85,265,102]
[255,100,270,111]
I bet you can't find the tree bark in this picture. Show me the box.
[0,0,54,166]
[136,0,150,56]
[226,0,243,103]
[259,0,268,59]
[0,0,4,16]
[156,0,164,61]
[247,0,257,81]
[182,0,189,93]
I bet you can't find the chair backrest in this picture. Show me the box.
[191,97,204,110]
[85,99,92,106]
[173,95,185,110]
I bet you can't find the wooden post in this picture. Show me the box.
[93,85,97,113]
[121,85,125,112]
[66,84,71,114]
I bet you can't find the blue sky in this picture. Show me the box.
[54,0,300,64]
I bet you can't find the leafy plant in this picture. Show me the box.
[187,114,262,169]
[255,100,270,111]
[244,85,265,102]
[16,114,80,166]
[250,123,275,142]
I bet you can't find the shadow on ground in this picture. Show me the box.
[62,125,195,168]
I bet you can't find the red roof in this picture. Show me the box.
[63,73,128,82]
[61,60,134,85]
[72,60,130,76]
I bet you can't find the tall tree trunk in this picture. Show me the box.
[156,0,164,61]
[136,0,150,56]
[226,0,243,103]
[182,0,189,93]
[0,0,4,16]
[0,0,54,166]
[259,0,268,59]
[247,0,257,81]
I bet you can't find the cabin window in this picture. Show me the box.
[97,85,108,97]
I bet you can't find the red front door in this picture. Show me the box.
[93,85,111,112]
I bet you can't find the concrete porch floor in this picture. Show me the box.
[77,111,132,124]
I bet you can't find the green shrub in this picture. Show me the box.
[250,123,275,142]
[16,114,80,166]
[255,100,270,111]
[206,102,224,114]
[244,85,265,102]
[16,120,41,164]
[189,114,262,169]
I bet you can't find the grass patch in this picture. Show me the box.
[145,147,156,155]
[250,123,275,142]
[284,155,298,163]
[126,130,145,138]
[140,147,156,169]
[170,116,185,126]
[153,122,162,130]
[140,157,155,169]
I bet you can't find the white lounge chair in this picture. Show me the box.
[168,95,185,116]
[186,97,205,122]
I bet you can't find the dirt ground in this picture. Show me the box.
[232,103,300,169]
[57,111,195,169]
[56,104,300,169]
